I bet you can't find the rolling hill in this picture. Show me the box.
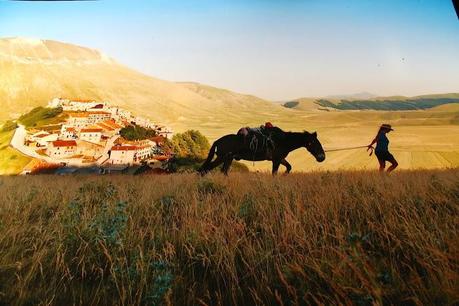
[0,37,282,131]
[284,93,459,111]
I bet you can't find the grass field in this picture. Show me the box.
[0,130,31,175]
[0,170,458,305]
[2,101,459,175]
[244,124,459,173]
[188,106,459,173]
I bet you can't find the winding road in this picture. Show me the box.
[10,124,119,167]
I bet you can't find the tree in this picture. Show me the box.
[165,130,249,173]
[170,130,210,159]
[119,125,157,141]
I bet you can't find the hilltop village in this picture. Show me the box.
[12,98,173,174]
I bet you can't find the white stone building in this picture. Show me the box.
[37,134,59,147]
[66,100,105,112]
[27,131,59,147]
[49,98,109,112]
[134,140,156,162]
[133,116,155,129]
[48,97,63,108]
[46,140,77,158]
[87,111,112,124]
[155,126,173,139]
[60,126,78,139]
[76,140,104,159]
[27,131,49,142]
[109,145,137,165]
[79,128,103,144]
[67,113,90,129]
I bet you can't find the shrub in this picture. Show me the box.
[1,120,17,132]
[144,261,174,305]
[62,183,128,275]
[232,161,250,172]
[18,106,63,127]
[197,179,225,195]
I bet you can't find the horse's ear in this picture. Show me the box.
[312,131,317,137]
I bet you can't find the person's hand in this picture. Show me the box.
[367,145,374,156]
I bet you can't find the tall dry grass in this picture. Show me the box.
[0,170,458,305]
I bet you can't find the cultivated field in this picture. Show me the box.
[192,106,459,172]
[0,170,458,305]
[2,104,459,174]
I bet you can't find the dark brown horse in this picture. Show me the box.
[198,129,325,175]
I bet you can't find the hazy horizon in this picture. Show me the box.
[1,0,458,100]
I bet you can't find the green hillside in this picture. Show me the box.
[285,93,459,111]
[0,129,31,175]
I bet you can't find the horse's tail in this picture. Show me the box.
[198,141,218,173]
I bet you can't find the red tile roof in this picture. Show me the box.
[150,136,166,143]
[96,122,115,131]
[88,111,111,115]
[69,113,89,118]
[80,128,103,133]
[153,155,170,161]
[35,133,50,138]
[52,140,77,147]
[111,145,137,151]
[102,120,122,129]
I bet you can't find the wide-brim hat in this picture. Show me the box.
[381,124,394,131]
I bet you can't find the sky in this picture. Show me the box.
[0,0,458,100]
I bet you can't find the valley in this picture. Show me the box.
[1,37,458,174]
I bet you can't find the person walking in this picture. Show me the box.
[367,124,398,173]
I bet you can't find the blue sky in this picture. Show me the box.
[0,0,458,100]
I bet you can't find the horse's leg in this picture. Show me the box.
[221,155,234,176]
[271,159,281,175]
[203,156,224,173]
[280,159,292,174]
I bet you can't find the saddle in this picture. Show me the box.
[237,126,275,158]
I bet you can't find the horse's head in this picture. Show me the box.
[304,131,325,162]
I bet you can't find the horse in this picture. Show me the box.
[198,128,325,175]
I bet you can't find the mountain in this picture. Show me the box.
[0,37,280,131]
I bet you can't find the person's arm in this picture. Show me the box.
[367,133,378,149]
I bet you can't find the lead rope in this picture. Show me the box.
[325,145,373,156]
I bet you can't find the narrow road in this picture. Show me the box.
[97,134,119,164]
[10,124,45,160]
[10,124,99,167]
